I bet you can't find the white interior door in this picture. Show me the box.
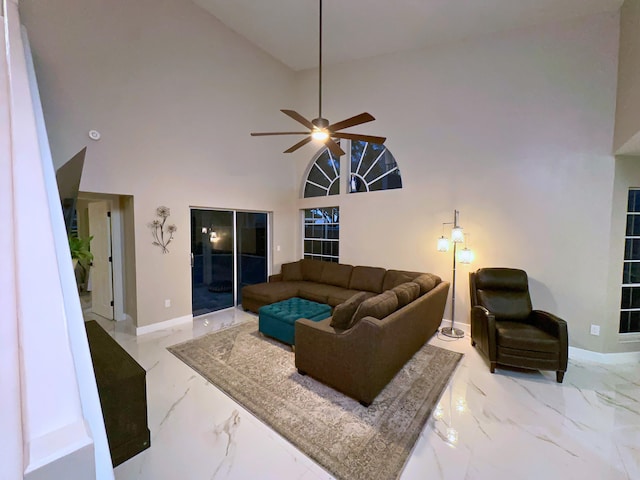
[88,201,113,319]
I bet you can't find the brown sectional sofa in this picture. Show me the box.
[242,258,450,406]
[242,258,436,313]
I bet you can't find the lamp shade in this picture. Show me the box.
[451,226,464,243]
[437,236,449,252]
[458,247,474,264]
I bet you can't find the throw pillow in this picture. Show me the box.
[391,282,420,308]
[330,292,370,330]
[413,273,439,295]
[349,290,398,329]
[281,261,303,281]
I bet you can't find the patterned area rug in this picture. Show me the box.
[168,320,462,480]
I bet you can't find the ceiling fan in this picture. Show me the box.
[250,0,386,157]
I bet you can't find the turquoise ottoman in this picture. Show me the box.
[259,297,331,346]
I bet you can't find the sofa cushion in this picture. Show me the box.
[349,266,387,293]
[391,282,420,308]
[350,290,398,328]
[301,258,326,282]
[330,292,370,330]
[382,270,423,291]
[320,262,353,288]
[298,283,347,305]
[413,273,441,295]
[241,281,301,304]
[281,261,303,281]
[327,290,374,307]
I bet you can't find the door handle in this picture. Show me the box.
[190,252,194,268]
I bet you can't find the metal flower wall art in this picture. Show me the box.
[150,206,177,253]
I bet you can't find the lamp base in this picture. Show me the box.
[441,326,465,339]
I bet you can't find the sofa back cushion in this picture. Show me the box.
[382,270,423,291]
[413,273,441,295]
[301,258,326,282]
[320,262,353,288]
[349,290,398,328]
[281,261,303,281]
[349,266,387,293]
[391,282,420,308]
[330,292,369,330]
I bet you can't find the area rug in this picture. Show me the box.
[168,320,462,480]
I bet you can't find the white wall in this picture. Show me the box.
[294,12,621,352]
[19,0,299,327]
[614,0,640,154]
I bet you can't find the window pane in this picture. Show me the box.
[350,141,402,194]
[303,149,340,198]
[627,215,640,236]
[623,262,640,284]
[620,310,640,333]
[302,207,339,262]
[625,239,640,260]
[304,183,327,198]
[629,189,640,213]
[621,287,640,309]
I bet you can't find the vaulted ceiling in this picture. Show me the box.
[193,0,623,71]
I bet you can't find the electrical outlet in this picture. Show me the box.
[165,299,171,308]
[590,324,600,336]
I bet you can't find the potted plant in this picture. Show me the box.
[69,235,94,268]
[69,235,94,293]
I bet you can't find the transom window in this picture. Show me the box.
[303,207,339,263]
[621,188,640,334]
[302,141,403,198]
[303,148,340,198]
[349,141,402,193]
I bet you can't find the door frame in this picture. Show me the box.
[190,206,271,316]
[78,193,129,321]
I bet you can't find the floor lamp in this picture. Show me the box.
[437,210,474,339]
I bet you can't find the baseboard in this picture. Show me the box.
[568,346,640,365]
[136,314,193,336]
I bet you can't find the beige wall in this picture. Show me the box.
[20,0,299,327]
[21,0,635,352]
[614,0,640,154]
[294,12,622,352]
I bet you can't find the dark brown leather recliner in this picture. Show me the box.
[469,268,568,383]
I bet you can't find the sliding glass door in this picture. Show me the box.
[191,208,268,316]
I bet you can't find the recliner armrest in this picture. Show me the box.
[530,310,567,338]
[530,310,568,371]
[470,305,497,360]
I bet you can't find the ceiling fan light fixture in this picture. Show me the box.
[250,0,386,154]
[311,129,329,141]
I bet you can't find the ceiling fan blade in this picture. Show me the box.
[328,113,375,132]
[331,132,387,144]
[325,138,345,157]
[284,136,313,153]
[250,132,310,136]
[281,109,315,130]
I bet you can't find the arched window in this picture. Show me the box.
[349,141,402,193]
[303,147,340,198]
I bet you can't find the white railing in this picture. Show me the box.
[1,1,113,478]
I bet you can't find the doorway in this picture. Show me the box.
[76,193,136,323]
[191,209,268,316]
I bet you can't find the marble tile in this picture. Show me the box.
[90,309,640,480]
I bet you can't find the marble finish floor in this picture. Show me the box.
[87,308,640,480]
